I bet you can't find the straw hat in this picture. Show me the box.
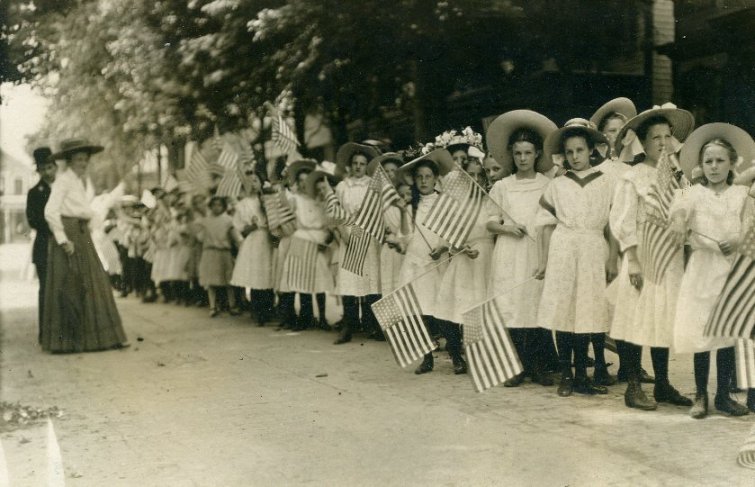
[678,123,755,182]
[286,159,317,186]
[485,110,558,176]
[397,149,455,182]
[366,152,404,176]
[590,97,637,129]
[52,138,104,160]
[303,161,340,199]
[614,103,695,159]
[335,143,381,178]
[543,118,608,168]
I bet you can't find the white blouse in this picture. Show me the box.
[45,169,96,244]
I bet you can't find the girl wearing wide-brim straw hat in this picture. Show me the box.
[328,143,385,344]
[395,150,454,375]
[668,123,754,418]
[484,109,558,387]
[590,97,637,162]
[534,120,613,397]
[608,104,695,411]
[43,138,129,353]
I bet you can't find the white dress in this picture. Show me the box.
[598,157,632,310]
[398,193,448,316]
[536,168,612,333]
[609,163,684,348]
[231,196,273,290]
[334,177,381,296]
[672,185,751,353]
[380,206,405,294]
[487,173,549,328]
[434,211,494,324]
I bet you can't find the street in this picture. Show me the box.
[0,245,753,486]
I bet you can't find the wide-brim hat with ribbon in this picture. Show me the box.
[543,118,609,168]
[486,110,558,177]
[335,143,381,178]
[590,97,637,129]
[52,138,104,160]
[303,161,340,199]
[366,152,404,177]
[286,159,318,186]
[614,103,695,160]
[397,148,456,181]
[678,123,755,182]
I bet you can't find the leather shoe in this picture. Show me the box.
[640,368,655,383]
[593,367,617,386]
[503,372,525,387]
[624,382,657,410]
[557,376,574,397]
[333,333,352,345]
[714,394,749,416]
[573,377,608,395]
[654,383,693,407]
[748,390,755,413]
[452,356,467,375]
[689,393,708,419]
[415,354,434,375]
[531,370,554,386]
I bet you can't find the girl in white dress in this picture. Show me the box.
[535,120,613,397]
[610,106,695,410]
[669,124,754,418]
[484,110,558,387]
[231,172,275,326]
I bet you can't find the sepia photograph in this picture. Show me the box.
[0,0,754,485]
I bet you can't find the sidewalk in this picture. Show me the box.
[1,278,753,486]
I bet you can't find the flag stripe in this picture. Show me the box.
[735,339,755,389]
[423,171,486,248]
[705,255,755,338]
[372,284,434,368]
[342,230,371,276]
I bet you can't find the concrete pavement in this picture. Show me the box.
[1,265,754,485]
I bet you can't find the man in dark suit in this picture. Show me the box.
[26,147,58,342]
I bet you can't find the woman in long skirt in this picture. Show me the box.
[669,123,753,418]
[43,139,128,353]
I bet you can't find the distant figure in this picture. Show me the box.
[26,147,57,343]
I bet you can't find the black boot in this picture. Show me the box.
[654,382,693,407]
[714,394,749,416]
[452,354,467,375]
[593,366,617,386]
[557,373,574,397]
[624,379,657,410]
[748,389,755,413]
[573,376,608,395]
[415,353,434,375]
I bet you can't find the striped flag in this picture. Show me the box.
[704,224,755,339]
[262,192,297,236]
[639,151,685,283]
[284,237,318,292]
[272,112,300,154]
[462,298,523,392]
[423,169,486,249]
[372,284,435,368]
[215,143,243,197]
[738,424,755,470]
[352,164,400,242]
[185,144,212,190]
[342,226,371,276]
[735,338,755,389]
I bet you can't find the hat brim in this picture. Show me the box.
[590,97,637,128]
[303,170,340,199]
[366,152,404,176]
[486,110,558,177]
[397,149,455,181]
[543,126,609,168]
[615,108,695,159]
[678,123,755,181]
[335,143,381,178]
[287,159,317,186]
[52,144,104,160]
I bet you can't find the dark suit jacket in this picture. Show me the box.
[26,179,52,266]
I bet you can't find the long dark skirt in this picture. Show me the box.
[41,217,127,352]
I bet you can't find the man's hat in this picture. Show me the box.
[33,147,54,168]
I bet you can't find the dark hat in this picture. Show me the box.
[52,138,104,160]
[33,147,54,168]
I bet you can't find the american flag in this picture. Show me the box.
[423,169,486,249]
[462,298,523,392]
[325,193,351,224]
[704,224,755,340]
[262,192,296,234]
[342,226,371,276]
[352,164,400,242]
[735,338,755,389]
[184,143,212,190]
[284,237,318,293]
[371,284,435,368]
[639,151,685,283]
[215,143,243,197]
[272,112,300,154]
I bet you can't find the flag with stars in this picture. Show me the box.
[462,298,522,392]
[371,284,434,368]
[423,169,486,249]
[262,191,296,235]
[704,224,755,339]
[352,164,400,242]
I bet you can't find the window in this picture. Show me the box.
[14,178,23,195]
